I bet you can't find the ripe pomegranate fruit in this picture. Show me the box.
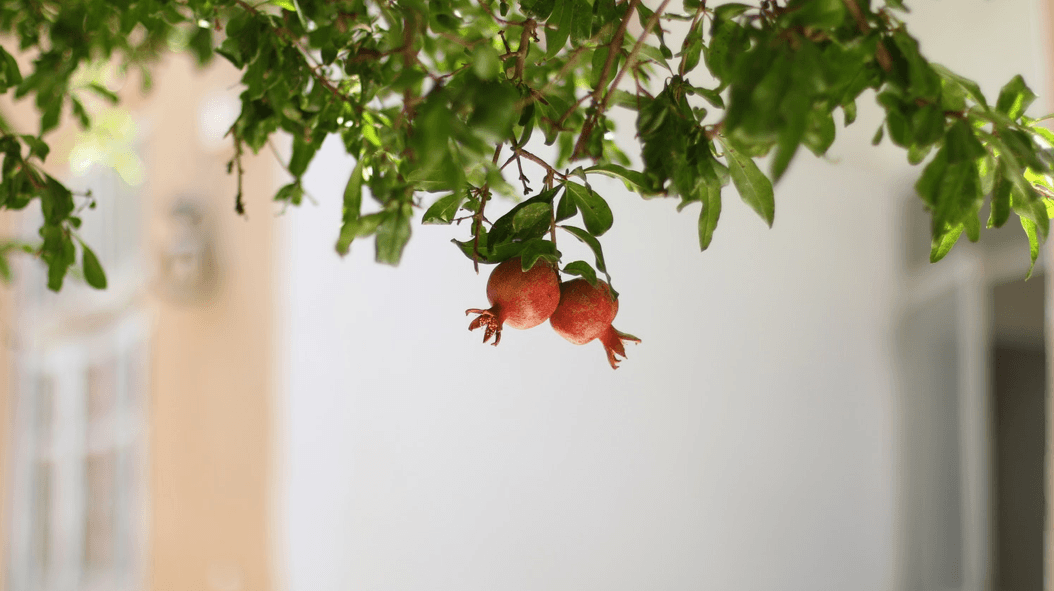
[466,256,561,346]
[549,279,640,369]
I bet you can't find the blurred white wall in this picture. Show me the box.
[274,2,1049,590]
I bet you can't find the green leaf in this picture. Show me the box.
[555,191,578,221]
[336,159,365,255]
[518,239,559,271]
[21,134,49,161]
[930,224,963,263]
[519,0,554,19]
[697,182,722,251]
[562,260,598,286]
[996,74,1037,121]
[545,0,572,57]
[87,82,119,105]
[932,64,989,110]
[422,192,464,224]
[680,26,703,75]
[569,0,592,43]
[471,44,501,80]
[270,0,296,10]
[560,224,609,279]
[375,206,412,265]
[584,163,655,193]
[512,202,553,237]
[81,241,107,289]
[988,166,1011,228]
[289,133,322,177]
[1021,217,1040,279]
[720,138,775,227]
[945,119,986,163]
[563,182,613,235]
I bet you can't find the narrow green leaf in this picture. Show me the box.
[1021,217,1040,279]
[87,82,119,105]
[560,224,609,279]
[720,138,775,227]
[563,182,613,235]
[336,159,365,255]
[929,224,964,263]
[545,0,572,57]
[697,183,722,251]
[988,167,1011,228]
[375,206,412,265]
[81,242,107,289]
[288,133,322,177]
[584,163,654,193]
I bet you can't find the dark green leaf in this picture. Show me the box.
[562,260,598,286]
[518,239,559,271]
[988,167,1011,228]
[560,224,609,279]
[512,202,553,238]
[555,191,578,221]
[563,182,613,235]
[81,241,107,289]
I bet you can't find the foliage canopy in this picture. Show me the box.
[0,0,1052,292]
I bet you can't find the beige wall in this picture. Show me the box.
[0,52,276,591]
[138,55,276,591]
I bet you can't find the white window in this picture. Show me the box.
[5,164,150,591]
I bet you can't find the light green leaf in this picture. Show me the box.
[1021,217,1040,279]
[720,137,775,227]
[996,74,1037,121]
[422,192,464,225]
[584,163,655,193]
[930,224,963,263]
[698,183,721,250]
[375,206,412,265]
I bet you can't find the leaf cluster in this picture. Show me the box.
[0,0,1051,292]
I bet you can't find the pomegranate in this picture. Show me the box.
[549,279,640,369]
[466,256,561,346]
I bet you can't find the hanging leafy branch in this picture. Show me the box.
[0,0,1052,293]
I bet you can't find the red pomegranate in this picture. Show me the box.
[549,279,640,369]
[466,256,561,346]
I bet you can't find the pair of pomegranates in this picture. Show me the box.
[466,257,640,369]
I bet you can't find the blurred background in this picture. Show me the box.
[0,1,1051,590]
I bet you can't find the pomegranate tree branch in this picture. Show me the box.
[573,0,673,160]
[472,144,505,273]
[841,0,891,72]
[570,0,641,159]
